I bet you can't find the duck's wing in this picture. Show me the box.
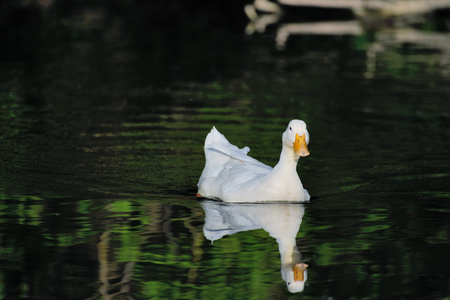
[201,200,261,242]
[203,127,272,176]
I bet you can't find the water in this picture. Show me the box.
[1,1,450,299]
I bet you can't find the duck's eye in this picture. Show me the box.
[289,127,292,130]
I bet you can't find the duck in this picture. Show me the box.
[197,119,310,202]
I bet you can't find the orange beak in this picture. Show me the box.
[294,133,309,157]
[292,263,308,282]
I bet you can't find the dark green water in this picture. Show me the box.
[1,1,450,299]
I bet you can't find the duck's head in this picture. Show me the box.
[287,263,308,293]
[282,119,310,157]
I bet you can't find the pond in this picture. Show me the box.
[1,1,450,299]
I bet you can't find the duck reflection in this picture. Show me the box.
[201,200,308,293]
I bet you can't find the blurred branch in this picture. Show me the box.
[276,21,363,49]
[278,0,450,16]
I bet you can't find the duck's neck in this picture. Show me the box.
[273,146,299,173]
[277,237,301,266]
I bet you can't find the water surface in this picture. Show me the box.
[1,1,450,299]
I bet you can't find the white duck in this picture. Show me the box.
[197,119,310,202]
